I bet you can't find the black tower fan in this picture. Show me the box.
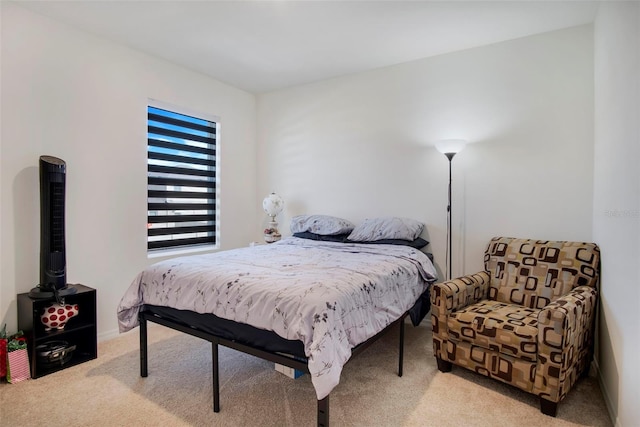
[30,156,76,299]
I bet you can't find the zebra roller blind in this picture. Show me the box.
[147,105,217,251]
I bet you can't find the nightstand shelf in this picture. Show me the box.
[17,284,97,378]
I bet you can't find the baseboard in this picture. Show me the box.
[98,328,123,343]
[592,358,620,427]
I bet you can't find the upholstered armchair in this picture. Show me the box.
[430,237,599,416]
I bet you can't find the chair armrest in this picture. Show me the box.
[535,285,598,401]
[430,271,491,314]
[430,272,490,352]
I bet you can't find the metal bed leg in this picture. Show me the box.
[140,315,148,377]
[212,341,220,412]
[398,316,404,377]
[318,395,329,427]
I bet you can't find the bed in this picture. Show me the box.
[117,216,438,426]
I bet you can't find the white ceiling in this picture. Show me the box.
[14,0,600,93]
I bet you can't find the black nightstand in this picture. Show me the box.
[17,284,97,378]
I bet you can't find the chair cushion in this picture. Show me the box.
[447,301,539,362]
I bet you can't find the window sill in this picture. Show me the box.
[148,244,218,259]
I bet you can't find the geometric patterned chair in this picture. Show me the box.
[430,237,600,416]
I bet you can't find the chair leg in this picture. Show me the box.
[436,357,452,372]
[540,397,558,417]
[580,361,592,379]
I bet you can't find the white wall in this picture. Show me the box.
[257,25,594,280]
[593,2,640,426]
[0,4,257,338]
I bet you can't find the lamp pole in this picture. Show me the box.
[435,139,467,282]
[445,152,455,281]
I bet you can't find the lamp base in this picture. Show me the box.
[264,218,281,243]
[264,233,281,243]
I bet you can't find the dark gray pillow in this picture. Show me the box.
[345,237,429,249]
[293,232,349,242]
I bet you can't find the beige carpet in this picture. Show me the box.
[0,320,611,426]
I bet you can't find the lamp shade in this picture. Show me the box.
[262,193,284,217]
[435,139,467,155]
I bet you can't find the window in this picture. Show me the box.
[147,105,217,252]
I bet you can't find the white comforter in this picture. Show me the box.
[117,237,437,399]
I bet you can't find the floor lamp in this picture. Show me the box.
[435,139,467,281]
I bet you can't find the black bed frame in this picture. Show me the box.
[138,309,408,427]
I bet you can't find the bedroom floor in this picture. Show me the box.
[0,319,612,426]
